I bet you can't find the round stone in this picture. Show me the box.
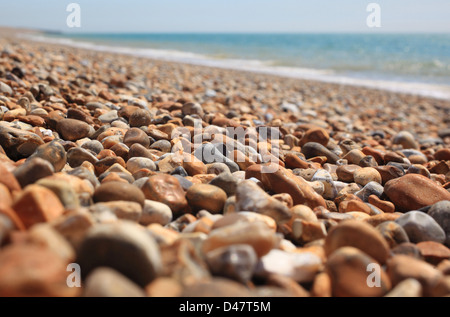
[123,128,150,148]
[140,199,173,226]
[57,118,93,141]
[186,184,227,214]
[354,167,382,186]
[324,219,390,264]
[93,181,145,207]
[395,211,446,243]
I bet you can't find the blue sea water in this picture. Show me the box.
[27,32,450,98]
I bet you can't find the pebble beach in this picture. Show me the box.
[0,27,449,297]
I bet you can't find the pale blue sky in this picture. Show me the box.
[0,0,449,33]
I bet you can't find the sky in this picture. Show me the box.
[0,0,449,33]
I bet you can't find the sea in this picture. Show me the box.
[23,32,450,100]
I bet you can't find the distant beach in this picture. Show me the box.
[17,30,450,100]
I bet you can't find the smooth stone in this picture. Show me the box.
[77,222,162,287]
[0,81,13,95]
[255,249,322,283]
[336,165,361,183]
[428,201,450,246]
[145,277,182,297]
[57,118,93,141]
[140,199,173,226]
[92,201,142,222]
[324,219,390,264]
[81,139,104,154]
[311,169,337,200]
[172,174,193,191]
[182,102,204,117]
[150,140,171,152]
[98,110,118,123]
[208,172,238,197]
[93,181,145,207]
[123,127,150,148]
[374,165,404,185]
[326,246,391,297]
[83,267,145,297]
[194,143,239,172]
[29,140,66,172]
[416,241,450,265]
[67,147,98,168]
[386,255,443,296]
[354,181,384,202]
[157,153,183,173]
[235,180,291,224]
[434,148,450,161]
[391,242,423,260]
[206,162,231,175]
[36,178,79,209]
[186,184,227,214]
[0,125,44,160]
[353,167,382,186]
[126,157,156,174]
[300,127,330,147]
[385,278,422,297]
[376,221,410,248]
[205,244,258,284]
[202,221,280,258]
[291,219,327,244]
[301,142,339,164]
[342,149,366,165]
[395,211,446,243]
[170,166,189,177]
[142,174,188,216]
[0,244,78,297]
[393,131,419,149]
[13,157,54,188]
[384,174,450,212]
[129,109,152,127]
[261,164,326,209]
[289,205,318,223]
[368,195,396,213]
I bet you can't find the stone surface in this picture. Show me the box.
[142,174,188,216]
[235,180,291,224]
[326,246,391,297]
[77,222,162,287]
[13,157,54,188]
[427,201,450,247]
[83,267,145,297]
[186,183,227,214]
[395,211,446,243]
[12,184,65,229]
[140,199,173,226]
[384,174,450,212]
[93,181,145,207]
[57,118,93,141]
[324,220,390,264]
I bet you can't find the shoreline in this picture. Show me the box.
[10,28,450,101]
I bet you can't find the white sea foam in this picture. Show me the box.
[21,33,450,100]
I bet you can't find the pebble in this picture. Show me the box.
[93,181,145,207]
[235,180,291,224]
[142,174,188,216]
[416,241,450,265]
[123,127,150,148]
[12,184,65,229]
[261,165,326,209]
[384,174,450,212]
[57,118,93,141]
[326,246,391,297]
[202,221,280,258]
[13,157,54,188]
[67,147,98,167]
[139,199,173,226]
[324,219,390,264]
[353,167,382,186]
[83,267,145,297]
[395,211,446,243]
[0,244,78,296]
[126,157,156,174]
[384,278,422,297]
[393,131,419,149]
[209,172,238,196]
[77,222,162,287]
[205,244,257,284]
[92,201,142,222]
[36,178,80,209]
[0,126,44,160]
[186,183,227,214]
[255,249,322,283]
[376,221,410,248]
[301,142,339,164]
[299,127,329,146]
[29,140,66,172]
[354,181,384,202]
[386,255,443,296]
[427,200,450,246]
